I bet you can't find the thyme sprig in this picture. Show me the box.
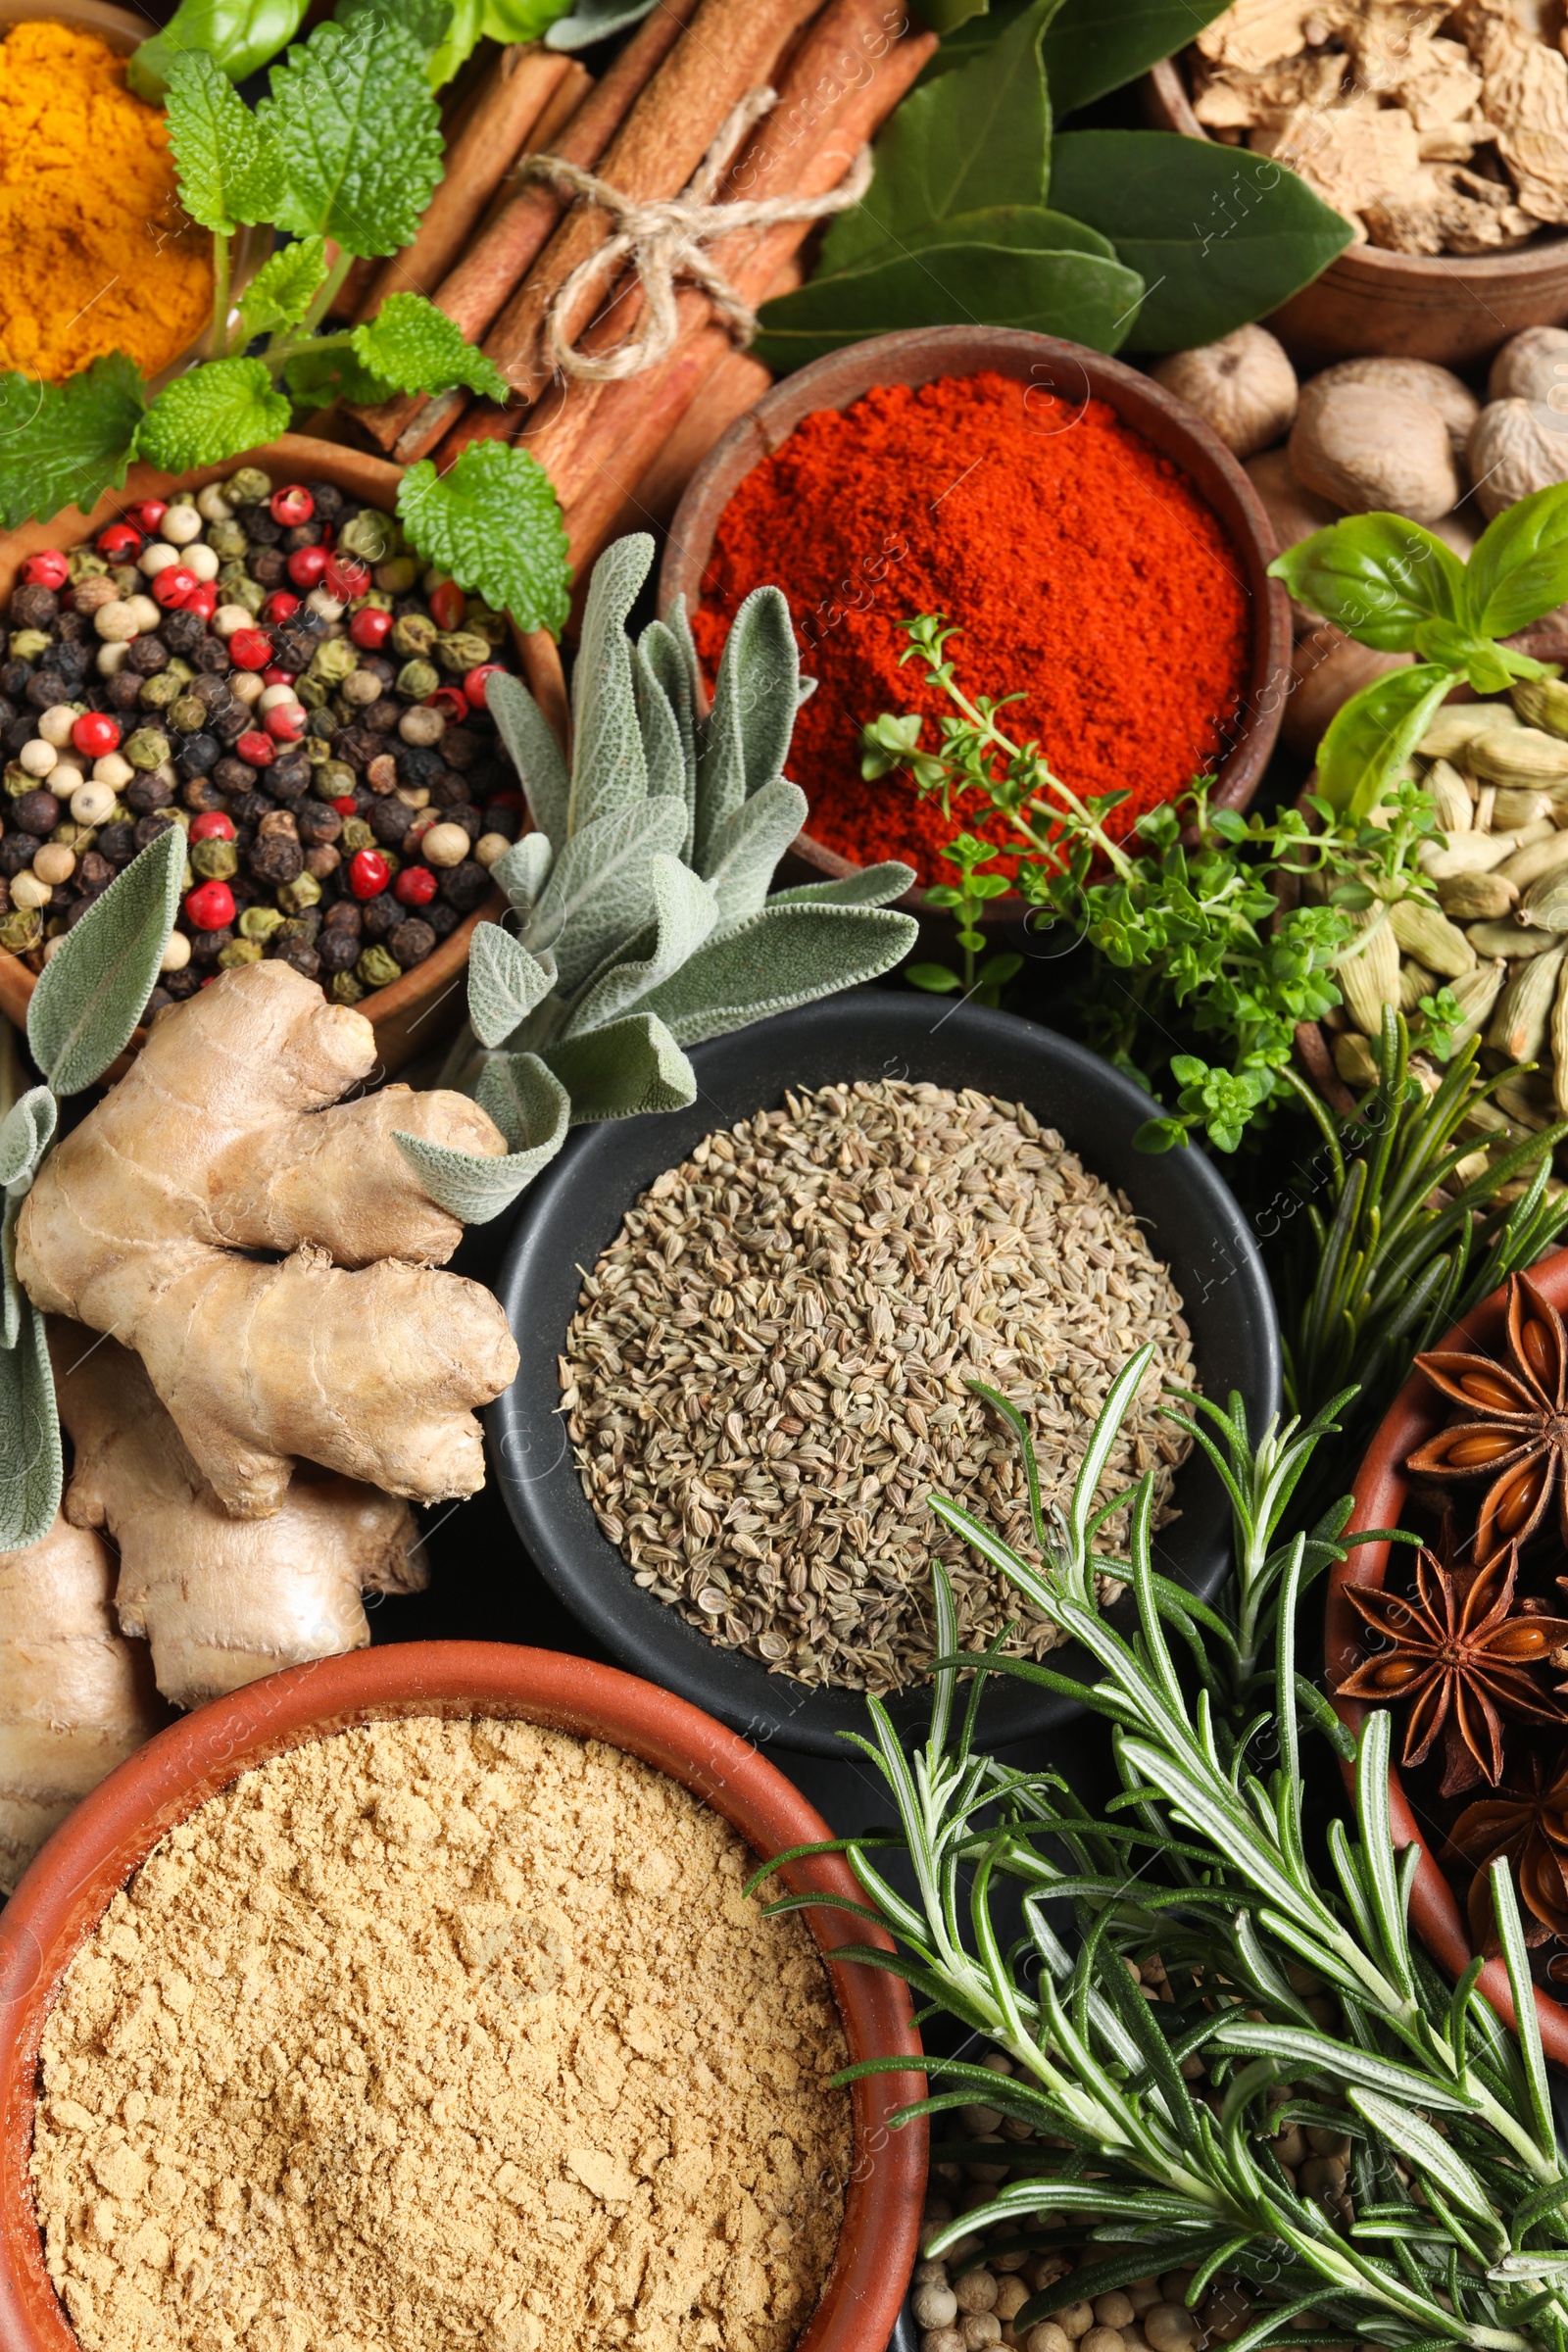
[759,1349,1568,2352]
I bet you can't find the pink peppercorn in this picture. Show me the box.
[349,848,391,899]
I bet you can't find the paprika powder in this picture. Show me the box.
[692,371,1251,883]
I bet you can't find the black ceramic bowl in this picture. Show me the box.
[489,995,1280,1755]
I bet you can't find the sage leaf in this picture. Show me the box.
[239,236,329,336]
[1269,515,1468,652]
[562,856,719,1036]
[398,442,570,640]
[768,862,915,908]
[638,617,699,858]
[1315,662,1457,821]
[164,49,282,232]
[694,586,799,871]
[541,1013,696,1122]
[524,799,686,994]
[351,293,510,401]
[488,673,570,851]
[492,831,555,918]
[702,778,808,928]
[754,242,1143,372]
[632,644,688,808]
[547,0,656,44]
[128,0,309,99]
[136,359,292,473]
[397,1051,568,1220]
[0,1298,62,1552]
[1047,131,1355,352]
[634,904,918,1048]
[0,355,146,533]
[569,534,654,836]
[1465,480,1568,642]
[1042,0,1231,115]
[260,16,443,256]
[0,1086,57,1191]
[27,828,184,1097]
[467,924,556,1050]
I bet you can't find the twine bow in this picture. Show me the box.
[519,85,873,385]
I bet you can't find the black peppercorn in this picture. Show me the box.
[441,858,489,911]
[55,610,88,646]
[428,770,467,808]
[443,803,483,840]
[368,798,412,849]
[213,757,258,795]
[95,821,136,863]
[125,774,174,815]
[161,610,205,657]
[12,789,59,836]
[426,900,460,939]
[364,699,401,734]
[133,810,178,849]
[0,699,15,734]
[237,503,282,545]
[321,898,361,933]
[142,986,173,1021]
[124,635,169,676]
[362,891,400,938]
[307,482,345,523]
[268,755,311,801]
[282,520,324,552]
[190,925,234,965]
[332,726,378,771]
[272,936,321,979]
[24,668,70,711]
[195,635,232,674]
[53,642,89,684]
[190,672,229,708]
[75,850,114,893]
[0,661,31,699]
[317,926,359,975]
[397,743,443,791]
[176,733,220,778]
[10,584,58,629]
[297,801,342,846]
[226,791,270,830]
[164,967,201,1001]
[250,547,287,589]
[107,671,144,711]
[183,777,225,814]
[272,626,319,672]
[482,803,520,842]
[248,833,304,886]
[212,703,250,745]
[388,917,436,967]
[441,727,479,771]
[4,712,33,753]
[0,837,34,877]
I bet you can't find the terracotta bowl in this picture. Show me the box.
[0,434,566,1078]
[660,323,1291,926]
[0,1642,926,2352]
[1328,1250,1568,2063]
[1144,59,1568,371]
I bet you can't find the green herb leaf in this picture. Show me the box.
[283,345,392,412]
[467,924,556,1050]
[1269,515,1468,652]
[540,1011,697,1121]
[546,0,656,48]
[1041,0,1231,114]
[351,293,510,401]
[0,355,146,532]
[488,674,570,853]
[911,0,994,27]
[1314,662,1457,820]
[397,442,570,636]
[26,829,185,1096]
[1463,481,1568,641]
[754,242,1144,372]
[634,904,918,1047]
[335,0,454,59]
[701,779,809,928]
[128,0,309,99]
[1047,131,1355,352]
[260,15,443,256]
[136,357,292,473]
[164,48,282,232]
[562,856,720,1036]
[0,1298,63,1551]
[769,863,915,908]
[239,236,329,337]
[0,1086,58,1351]
[397,1051,568,1219]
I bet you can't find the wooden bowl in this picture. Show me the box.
[0,1642,927,2352]
[0,434,563,1079]
[1144,59,1568,371]
[660,324,1290,923]
[1329,1250,1568,2062]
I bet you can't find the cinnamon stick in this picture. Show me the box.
[354,45,575,322]
[469,60,592,247]
[361,0,706,460]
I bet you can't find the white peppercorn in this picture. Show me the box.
[398,704,446,747]
[995,2280,1030,2323]
[1095,2295,1136,2328]
[229,672,265,707]
[164,502,204,543]
[1126,2282,1161,2315]
[212,605,255,639]
[126,596,162,635]
[185,543,220,582]
[11,871,52,910]
[93,600,139,643]
[19,739,57,777]
[194,484,233,523]
[32,843,75,887]
[139,543,180,578]
[914,2261,952,2287]
[68,782,112,828]
[924,2332,964,2352]
[93,753,133,791]
[915,2286,960,2328]
[95,643,126,677]
[160,930,192,973]
[956,2272,1000,2315]
[1144,2304,1197,2352]
[959,2104,1004,2137]
[1025,2328,1071,2352]
[38,706,76,747]
[473,830,511,868]
[420,821,470,868]
[1057,2302,1095,2338]
[1081,2328,1124,2352]
[307,588,345,622]
[258,683,300,714]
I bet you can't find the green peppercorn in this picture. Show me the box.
[218,939,265,968]
[52,820,86,847]
[68,548,108,582]
[239,905,287,941]
[435,630,491,675]
[206,518,249,563]
[310,639,359,687]
[227,466,271,504]
[465,605,508,648]
[165,658,194,686]
[340,816,374,853]
[9,629,50,662]
[139,674,182,711]
[305,738,333,768]
[357,944,402,989]
[277,871,321,913]
[0,908,42,955]
[218,567,266,615]
[314,761,356,801]
[392,612,437,661]
[330,970,366,1004]
[111,566,140,598]
[397,659,439,702]
[374,557,417,595]
[278,911,319,945]
[171,695,209,734]
[124,729,172,771]
[191,838,238,880]
[181,858,195,892]
[338,510,399,564]
[296,674,329,710]
[5,762,32,797]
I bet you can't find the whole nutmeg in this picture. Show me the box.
[1152,324,1298,458]
[1489,324,1568,408]
[1300,355,1478,464]
[1468,397,1568,519]
[1290,380,1458,521]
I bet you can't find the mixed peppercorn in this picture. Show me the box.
[0,464,522,1015]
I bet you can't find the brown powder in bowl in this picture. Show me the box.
[30,1717,851,2352]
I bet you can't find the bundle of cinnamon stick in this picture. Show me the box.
[346,0,936,577]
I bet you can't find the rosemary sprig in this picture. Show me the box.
[759,1350,1568,2352]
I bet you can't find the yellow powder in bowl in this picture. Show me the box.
[30,1715,852,2352]
[0,22,212,385]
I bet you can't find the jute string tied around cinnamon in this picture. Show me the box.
[518,83,872,384]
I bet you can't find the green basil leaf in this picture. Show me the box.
[1269,515,1467,651]
[284,344,392,412]
[822,0,1062,273]
[0,355,146,532]
[1042,0,1231,113]
[1315,662,1457,820]
[136,358,292,473]
[1465,480,1568,640]
[239,236,329,337]
[128,0,309,99]
[1048,131,1354,352]
[351,293,510,400]
[164,48,282,232]
[754,242,1143,372]
[259,16,443,256]
[397,442,570,637]
[26,828,185,1096]
[0,1298,63,1552]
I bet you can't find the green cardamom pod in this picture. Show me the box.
[1389,899,1475,976]
[1335,909,1401,1035]
[1512,677,1568,739]
[1488,945,1567,1061]
[1449,958,1507,1047]
[1521,870,1568,930]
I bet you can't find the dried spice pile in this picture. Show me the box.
[562,1080,1195,1692]
[31,1716,849,2352]
[690,373,1250,886]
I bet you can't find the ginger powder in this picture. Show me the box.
[30,1717,851,2352]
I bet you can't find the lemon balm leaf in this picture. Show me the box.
[260,16,442,256]
[398,443,570,637]
[136,358,291,471]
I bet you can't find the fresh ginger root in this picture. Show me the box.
[18,960,519,1518]
[50,1320,424,1710]
[0,1510,164,1893]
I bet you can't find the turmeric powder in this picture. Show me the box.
[0,22,212,386]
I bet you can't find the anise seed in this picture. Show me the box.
[1459,1372,1523,1411]
[1491,1624,1549,1659]
[1446,1433,1516,1466]
[1521,1318,1555,1384]
[1497,1464,1546,1534]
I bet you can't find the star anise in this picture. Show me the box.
[1446,1749,1568,1945]
[1405,1272,1568,1558]
[1334,1544,1568,1796]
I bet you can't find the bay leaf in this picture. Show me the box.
[754,242,1143,372]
